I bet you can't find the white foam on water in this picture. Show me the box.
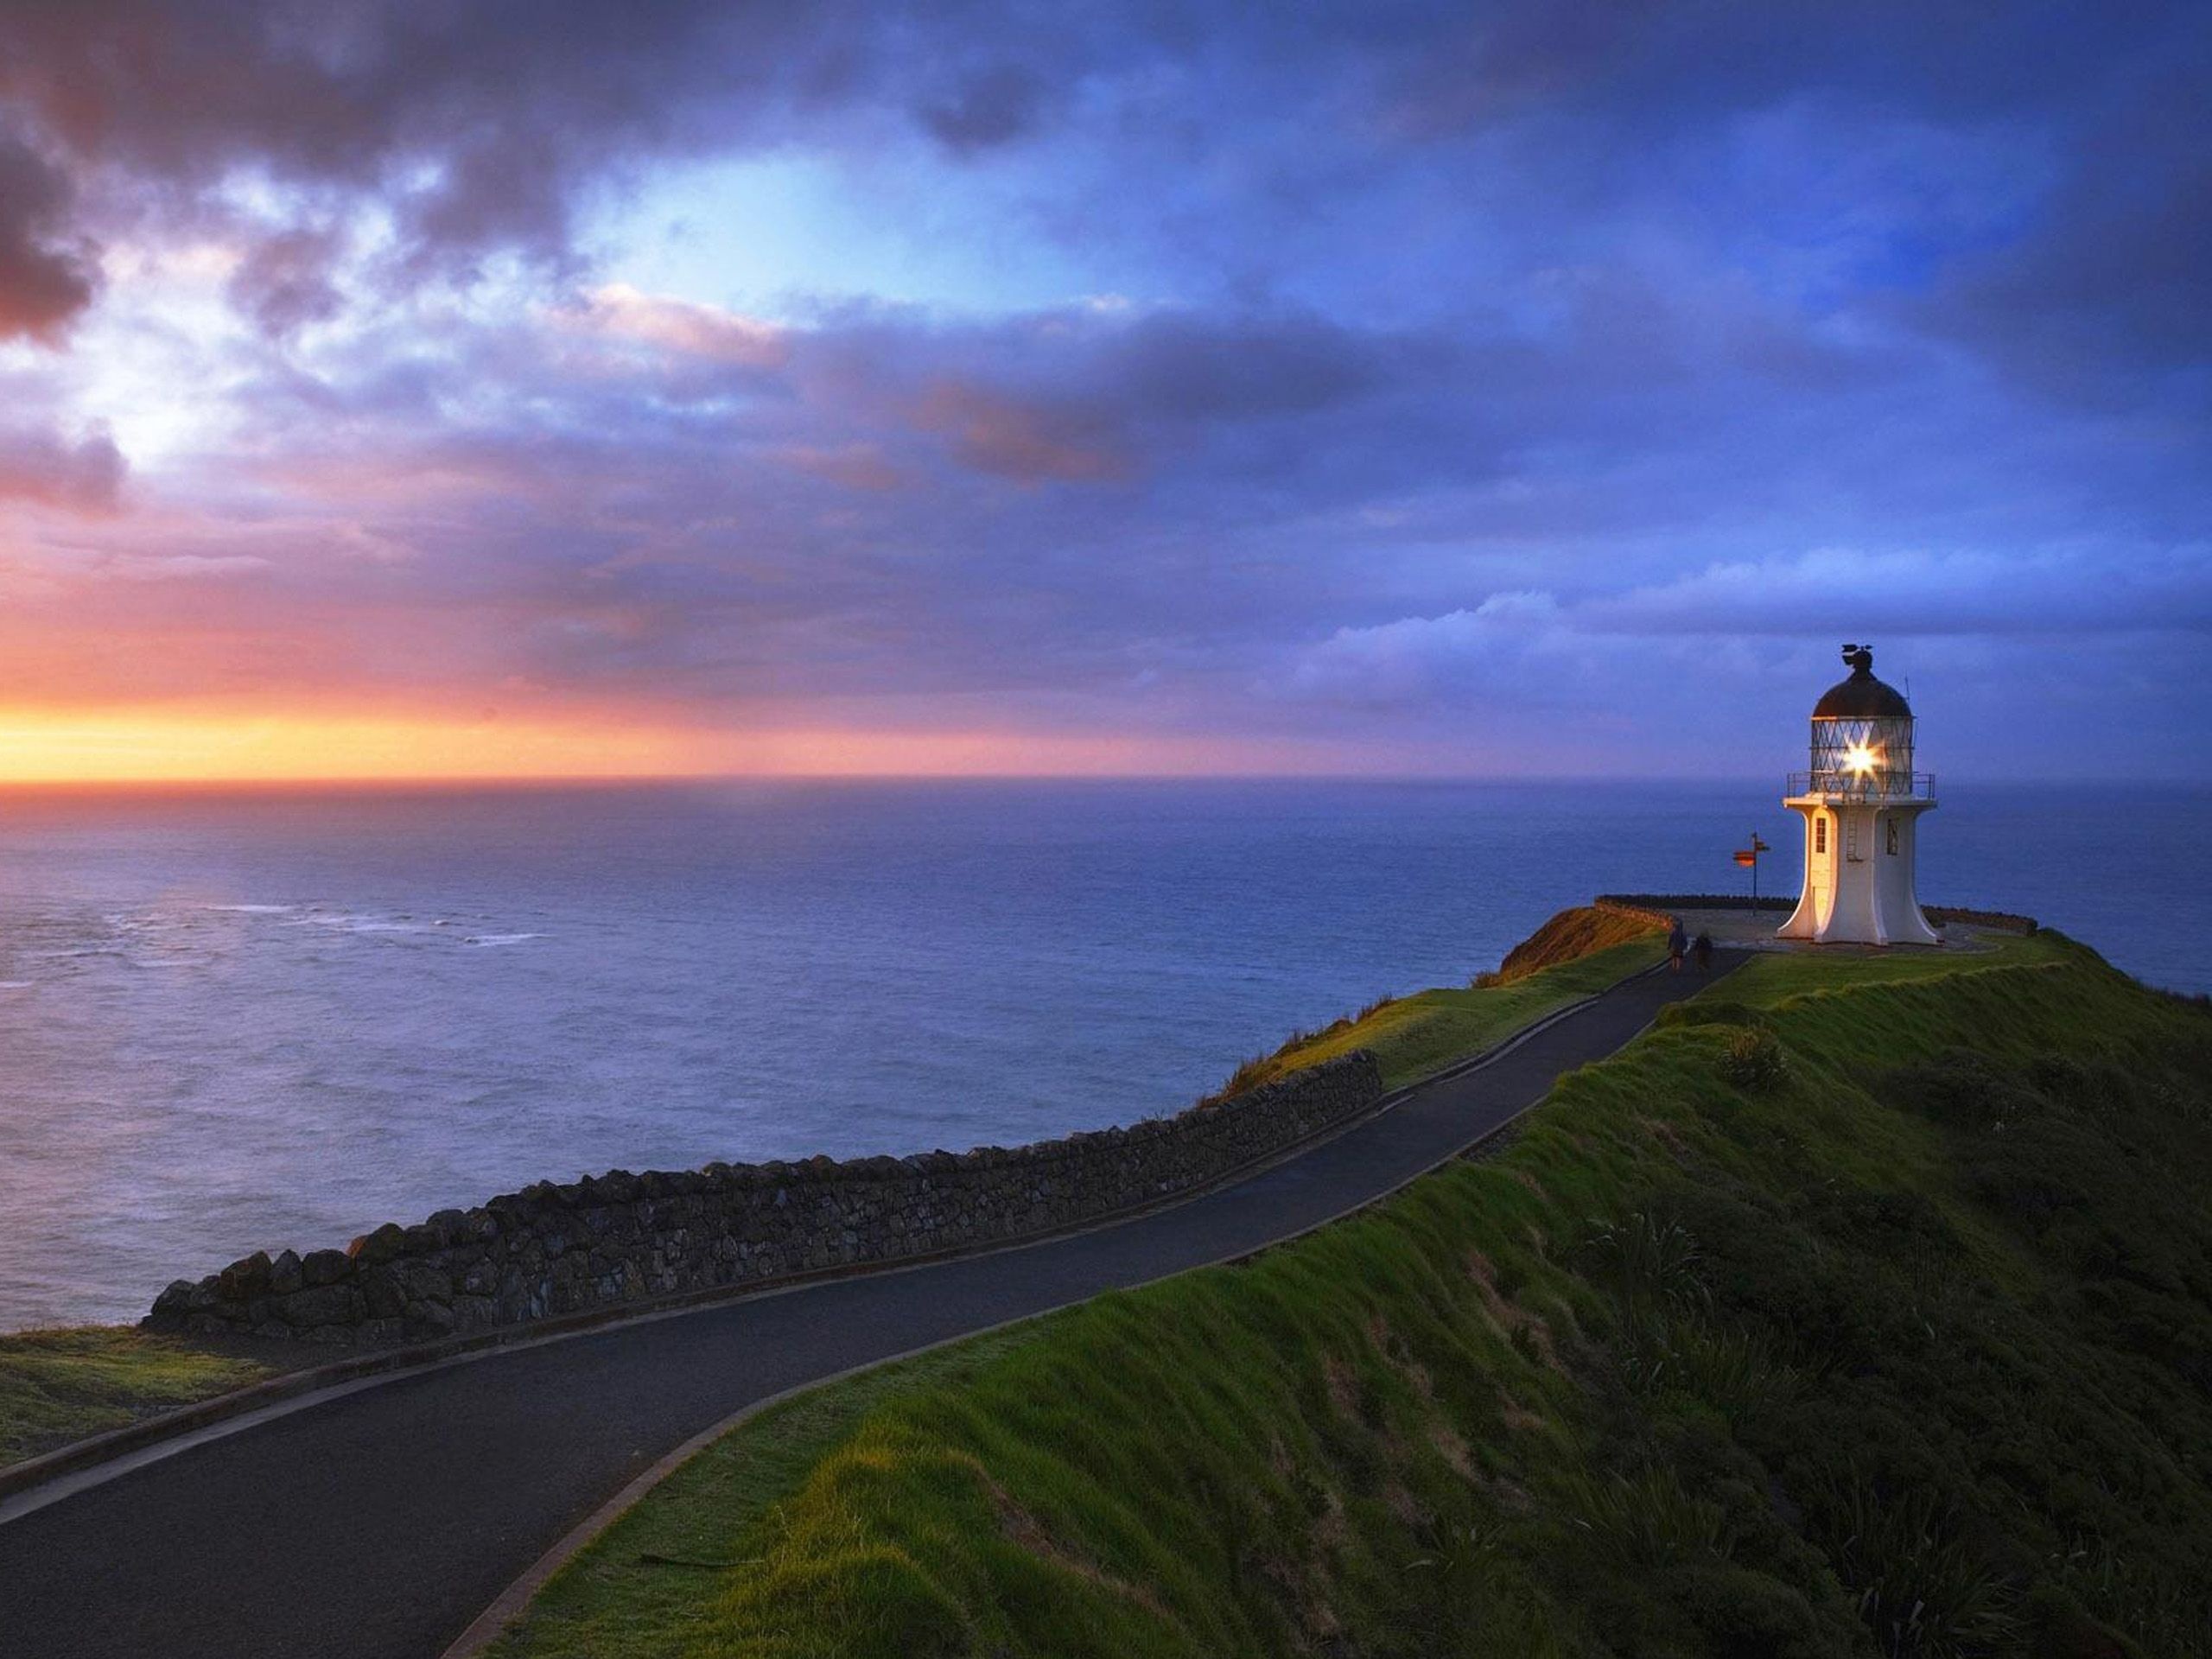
[461,932,545,947]
[288,912,429,936]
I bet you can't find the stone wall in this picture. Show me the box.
[144,1051,1384,1346]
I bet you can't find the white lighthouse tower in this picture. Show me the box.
[1778,644,1941,946]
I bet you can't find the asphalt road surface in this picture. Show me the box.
[0,953,1738,1659]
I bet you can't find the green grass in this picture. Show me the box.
[0,1327,272,1467]
[485,1332,1038,1659]
[486,923,2212,1659]
[1213,933,1666,1096]
[1719,927,2065,1001]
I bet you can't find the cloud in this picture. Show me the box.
[572,284,789,370]
[772,444,907,493]
[0,3,2202,779]
[105,552,271,582]
[0,425,125,509]
[1287,594,1574,708]
[919,64,1049,155]
[0,0,886,289]
[1589,549,2212,638]
[0,132,99,340]
[1911,29,2212,403]
[226,226,346,337]
[909,378,1127,482]
[1111,313,1399,421]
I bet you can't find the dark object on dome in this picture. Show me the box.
[1813,642,1912,719]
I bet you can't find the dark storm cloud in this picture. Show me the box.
[1110,314,1400,421]
[1379,1,2116,138]
[1916,43,2212,403]
[0,0,878,283]
[919,64,1051,156]
[0,131,98,339]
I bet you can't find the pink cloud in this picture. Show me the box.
[0,424,124,510]
[577,283,789,371]
[772,443,908,492]
[911,378,1128,483]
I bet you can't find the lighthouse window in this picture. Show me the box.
[1815,818,1827,855]
[1886,820,1900,856]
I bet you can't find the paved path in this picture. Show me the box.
[0,956,1736,1659]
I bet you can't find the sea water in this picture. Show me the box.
[0,778,2203,1329]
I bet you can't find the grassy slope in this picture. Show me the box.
[489,926,2212,1659]
[1213,927,1665,1097]
[1495,903,1669,981]
[0,1328,270,1466]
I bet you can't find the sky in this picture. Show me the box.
[0,2,2204,782]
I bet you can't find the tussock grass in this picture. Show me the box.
[0,1326,270,1466]
[488,923,2212,1659]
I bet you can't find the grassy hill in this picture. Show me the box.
[488,920,2212,1659]
[0,1326,273,1469]
[1205,904,1665,1100]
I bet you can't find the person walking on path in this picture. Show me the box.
[1668,918,1688,971]
[1693,931,1714,972]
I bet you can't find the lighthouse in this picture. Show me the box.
[1778,644,1941,946]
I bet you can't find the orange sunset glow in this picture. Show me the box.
[0,708,1391,784]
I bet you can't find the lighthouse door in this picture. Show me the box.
[1808,811,1832,921]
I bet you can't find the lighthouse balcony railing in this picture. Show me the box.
[1785,770,1936,804]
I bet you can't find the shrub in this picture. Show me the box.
[1580,1210,1707,1332]
[1667,1323,1801,1421]
[1882,1051,2040,1130]
[1721,1027,1789,1092]
[2052,1535,2212,1657]
[1810,1476,2021,1659]
[1564,1465,1735,1569]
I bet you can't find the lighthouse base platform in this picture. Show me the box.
[1596,898,2041,963]
[1777,794,1942,948]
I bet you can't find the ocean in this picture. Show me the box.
[1,778,2204,1331]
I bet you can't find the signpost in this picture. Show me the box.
[1734,831,1772,906]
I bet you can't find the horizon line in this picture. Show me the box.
[0,770,2200,792]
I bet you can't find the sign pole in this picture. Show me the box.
[1735,831,1773,908]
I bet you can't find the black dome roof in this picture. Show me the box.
[1813,645,1912,719]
